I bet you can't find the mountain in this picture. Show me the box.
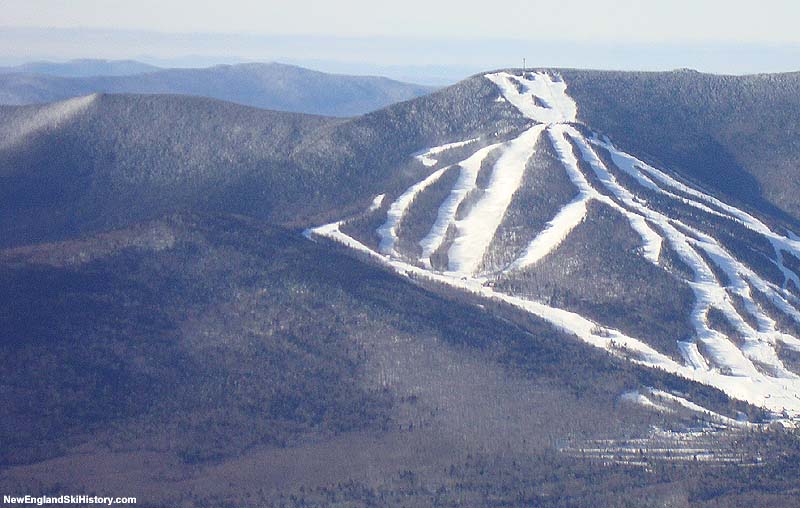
[0,58,160,77]
[3,69,800,506]
[0,62,437,116]
[312,69,800,418]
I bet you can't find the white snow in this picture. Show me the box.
[565,127,663,263]
[413,138,480,167]
[647,389,757,429]
[506,126,592,270]
[620,390,673,413]
[369,193,386,212]
[678,342,710,371]
[511,125,661,270]
[619,388,755,429]
[508,197,589,270]
[562,126,800,386]
[309,219,800,416]
[593,136,800,290]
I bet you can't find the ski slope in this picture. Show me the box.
[307,70,800,420]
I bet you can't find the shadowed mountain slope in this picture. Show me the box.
[1,212,783,507]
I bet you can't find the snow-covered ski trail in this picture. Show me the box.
[447,125,544,275]
[414,138,480,167]
[414,142,504,267]
[377,165,450,256]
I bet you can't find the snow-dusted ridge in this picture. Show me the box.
[306,70,800,420]
[1,93,97,151]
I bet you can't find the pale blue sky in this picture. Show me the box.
[1,1,799,82]
[4,0,799,42]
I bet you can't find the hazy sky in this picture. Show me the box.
[3,0,799,43]
[1,1,799,82]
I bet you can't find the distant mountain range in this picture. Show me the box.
[0,60,436,116]
[0,58,160,77]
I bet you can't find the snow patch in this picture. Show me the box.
[369,193,386,212]
[484,71,577,124]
